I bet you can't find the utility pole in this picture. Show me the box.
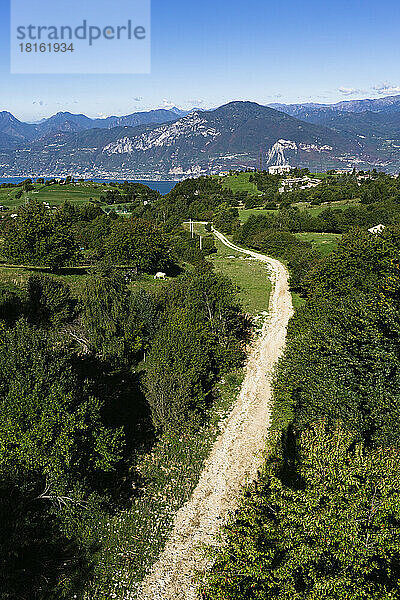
[199,236,203,251]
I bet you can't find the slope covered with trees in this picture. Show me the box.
[0,194,252,598]
[204,225,400,599]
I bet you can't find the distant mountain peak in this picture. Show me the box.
[0,111,20,121]
[169,106,186,115]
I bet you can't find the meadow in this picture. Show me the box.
[238,200,361,222]
[0,262,169,297]
[219,172,258,194]
[296,199,361,217]
[238,207,277,222]
[188,222,271,316]
[0,181,115,210]
[208,238,271,315]
[295,231,341,256]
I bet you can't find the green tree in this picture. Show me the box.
[27,275,75,328]
[3,200,80,271]
[0,283,24,324]
[105,218,170,272]
[213,205,241,235]
[145,271,248,431]
[144,307,214,431]
[273,229,400,446]
[0,321,124,598]
[204,423,400,600]
[79,266,146,362]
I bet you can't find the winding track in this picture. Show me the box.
[139,229,294,600]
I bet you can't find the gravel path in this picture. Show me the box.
[139,229,294,600]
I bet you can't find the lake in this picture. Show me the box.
[0,178,177,195]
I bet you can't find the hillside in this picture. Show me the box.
[2,170,400,599]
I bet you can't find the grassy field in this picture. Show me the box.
[295,199,361,217]
[219,172,258,195]
[0,182,114,210]
[188,224,271,316]
[295,232,341,256]
[189,224,338,313]
[0,264,91,294]
[238,200,360,223]
[238,207,278,222]
[209,238,271,315]
[291,292,307,310]
[0,263,170,298]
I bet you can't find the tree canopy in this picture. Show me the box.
[205,423,400,600]
[3,200,80,271]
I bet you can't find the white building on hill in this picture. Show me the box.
[268,165,292,175]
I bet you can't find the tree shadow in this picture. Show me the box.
[71,355,156,507]
[276,424,305,490]
[0,475,95,600]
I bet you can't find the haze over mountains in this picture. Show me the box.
[1,95,400,179]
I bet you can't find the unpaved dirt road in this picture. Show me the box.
[139,229,294,600]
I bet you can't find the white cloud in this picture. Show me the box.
[372,82,400,95]
[338,87,362,96]
[32,100,45,106]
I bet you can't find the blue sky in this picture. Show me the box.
[1,0,400,121]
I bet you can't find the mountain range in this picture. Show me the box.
[1,96,400,179]
[0,108,189,143]
[269,94,400,117]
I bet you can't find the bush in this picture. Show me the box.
[0,321,124,598]
[0,283,24,324]
[3,200,80,271]
[27,275,75,327]
[144,308,214,431]
[79,267,146,363]
[253,230,310,257]
[204,423,400,600]
[105,218,170,273]
[144,271,249,431]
